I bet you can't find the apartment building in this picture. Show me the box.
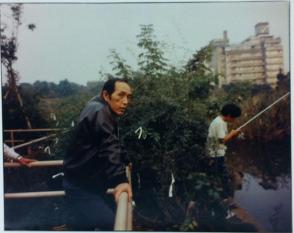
[209,22,284,87]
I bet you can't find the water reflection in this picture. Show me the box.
[227,141,291,232]
[234,173,291,232]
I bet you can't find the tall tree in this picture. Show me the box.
[184,45,218,100]
[109,49,133,80]
[1,4,34,128]
[185,45,212,75]
[137,24,168,78]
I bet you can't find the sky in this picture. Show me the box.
[0,1,290,86]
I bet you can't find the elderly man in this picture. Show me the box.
[63,78,133,230]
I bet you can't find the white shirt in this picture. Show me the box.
[3,144,20,160]
[207,116,228,157]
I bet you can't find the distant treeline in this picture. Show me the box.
[3,79,103,98]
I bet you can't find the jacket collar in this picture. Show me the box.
[90,95,118,120]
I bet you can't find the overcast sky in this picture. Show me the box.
[0,1,290,85]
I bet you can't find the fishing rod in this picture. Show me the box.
[237,92,290,131]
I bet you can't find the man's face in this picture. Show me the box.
[103,81,132,116]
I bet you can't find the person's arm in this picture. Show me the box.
[4,144,20,160]
[93,109,132,201]
[223,129,241,144]
[213,120,240,144]
[3,144,36,167]
[17,156,37,167]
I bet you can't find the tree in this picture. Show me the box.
[185,45,212,75]
[137,24,168,78]
[184,45,218,100]
[1,4,34,128]
[56,79,80,97]
[109,49,133,80]
[1,4,22,95]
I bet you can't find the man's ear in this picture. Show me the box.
[102,90,110,102]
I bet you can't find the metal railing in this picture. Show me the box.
[4,128,66,148]
[4,160,63,168]
[4,160,133,230]
[5,190,66,199]
[115,192,132,230]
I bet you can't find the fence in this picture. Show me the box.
[4,160,133,230]
[4,128,66,148]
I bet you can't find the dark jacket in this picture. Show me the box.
[63,96,129,194]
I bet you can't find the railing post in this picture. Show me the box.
[126,165,133,230]
[127,201,133,230]
[114,192,128,230]
[10,131,15,147]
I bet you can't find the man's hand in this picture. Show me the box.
[230,129,242,141]
[18,156,37,167]
[113,183,133,203]
[231,129,241,137]
[224,129,241,143]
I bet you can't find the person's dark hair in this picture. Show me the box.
[221,103,241,118]
[100,78,129,99]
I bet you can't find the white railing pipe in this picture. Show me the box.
[114,192,128,231]
[4,160,133,230]
[4,160,63,168]
[4,128,67,133]
[5,191,66,199]
[127,201,133,230]
[12,134,57,149]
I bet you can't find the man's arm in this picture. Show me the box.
[214,121,240,144]
[222,129,241,144]
[17,156,37,167]
[3,144,36,167]
[93,109,132,200]
[4,144,20,160]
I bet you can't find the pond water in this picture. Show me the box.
[227,140,292,232]
[234,173,291,232]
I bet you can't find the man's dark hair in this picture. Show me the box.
[221,103,241,118]
[100,78,129,98]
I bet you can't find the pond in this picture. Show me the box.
[227,140,292,232]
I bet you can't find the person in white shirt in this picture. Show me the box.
[3,144,36,167]
[206,103,241,201]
